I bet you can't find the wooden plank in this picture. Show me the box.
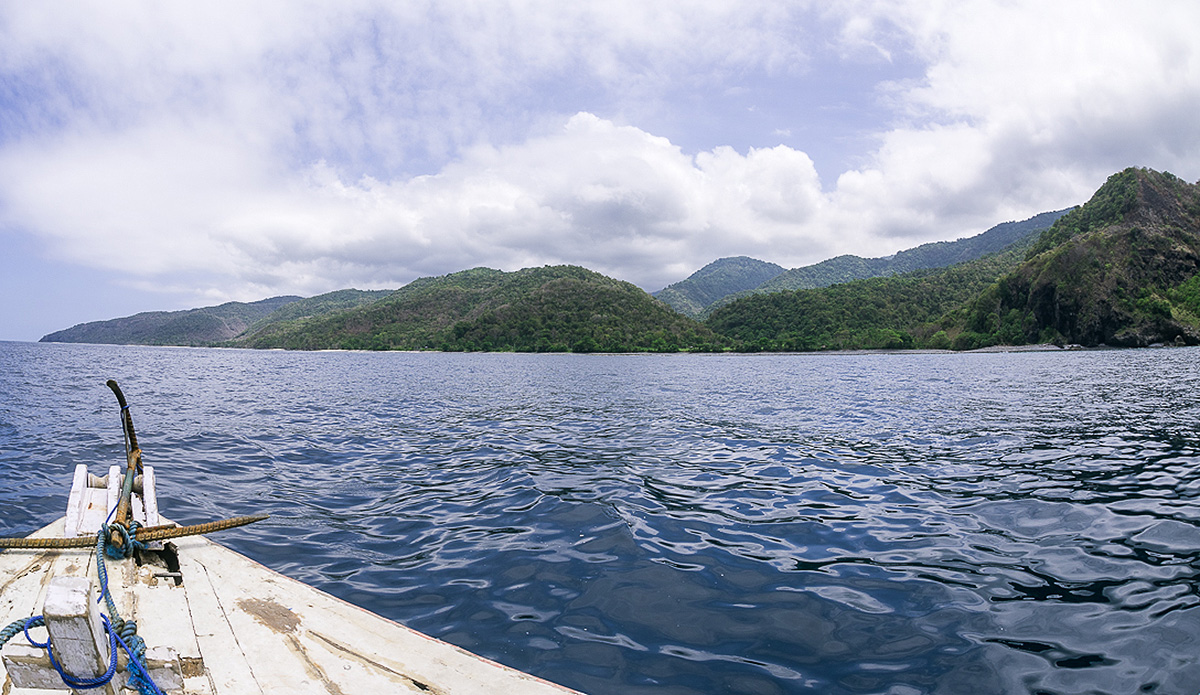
[0,520,89,623]
[106,465,121,523]
[132,563,203,670]
[64,464,89,538]
[142,466,160,527]
[76,485,110,540]
[177,546,264,694]
[173,533,580,695]
[3,641,65,690]
[180,541,331,695]
[132,493,145,527]
[0,520,99,694]
[3,519,583,695]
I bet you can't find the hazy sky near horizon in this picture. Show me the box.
[2,1,1200,341]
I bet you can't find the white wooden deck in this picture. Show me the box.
[0,518,581,694]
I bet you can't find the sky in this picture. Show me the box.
[2,1,1200,341]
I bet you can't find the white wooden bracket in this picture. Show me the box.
[64,464,160,539]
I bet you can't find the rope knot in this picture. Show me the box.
[102,521,145,560]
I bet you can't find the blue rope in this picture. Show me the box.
[102,521,144,560]
[95,527,121,620]
[0,615,37,648]
[0,615,43,655]
[0,503,164,692]
[0,525,164,694]
[24,614,119,690]
[6,613,164,695]
[110,617,164,695]
[95,525,161,695]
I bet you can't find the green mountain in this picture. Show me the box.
[959,168,1200,347]
[700,210,1068,317]
[762,254,891,292]
[233,289,394,343]
[40,289,392,347]
[653,257,785,317]
[704,230,1044,351]
[764,210,1069,292]
[705,168,1200,351]
[234,265,723,352]
[40,296,303,346]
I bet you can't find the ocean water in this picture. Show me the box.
[2,341,1200,694]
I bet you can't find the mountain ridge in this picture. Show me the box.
[960,168,1200,347]
[233,265,722,352]
[39,296,303,346]
[705,225,1047,350]
[653,257,785,318]
[37,168,1199,353]
[699,209,1069,317]
[705,167,1200,350]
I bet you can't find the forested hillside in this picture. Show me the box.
[41,169,1198,353]
[705,234,1041,350]
[40,290,391,347]
[234,289,394,343]
[700,210,1066,316]
[706,168,1200,350]
[653,257,785,317]
[235,266,723,352]
[959,168,1200,347]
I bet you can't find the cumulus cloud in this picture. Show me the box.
[0,110,829,297]
[1,0,1199,313]
[828,0,1200,239]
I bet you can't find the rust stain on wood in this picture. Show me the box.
[180,655,205,678]
[237,597,300,634]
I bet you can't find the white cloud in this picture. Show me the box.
[1,2,814,176]
[2,0,1200,314]
[0,111,832,297]
[826,0,1200,242]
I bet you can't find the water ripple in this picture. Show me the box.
[4,343,1200,694]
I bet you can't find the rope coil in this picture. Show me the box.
[24,614,119,690]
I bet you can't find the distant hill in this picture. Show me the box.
[959,168,1200,347]
[40,296,303,346]
[704,168,1200,350]
[234,265,723,352]
[653,257,785,318]
[40,289,392,346]
[234,289,394,343]
[705,228,1044,350]
[700,210,1068,316]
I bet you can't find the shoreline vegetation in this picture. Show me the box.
[41,168,1200,355]
[23,340,1188,359]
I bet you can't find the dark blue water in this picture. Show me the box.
[3,342,1200,694]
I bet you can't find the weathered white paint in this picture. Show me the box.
[2,514,582,695]
[64,465,90,538]
[41,576,116,695]
[106,465,121,526]
[142,467,160,527]
[64,464,161,542]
